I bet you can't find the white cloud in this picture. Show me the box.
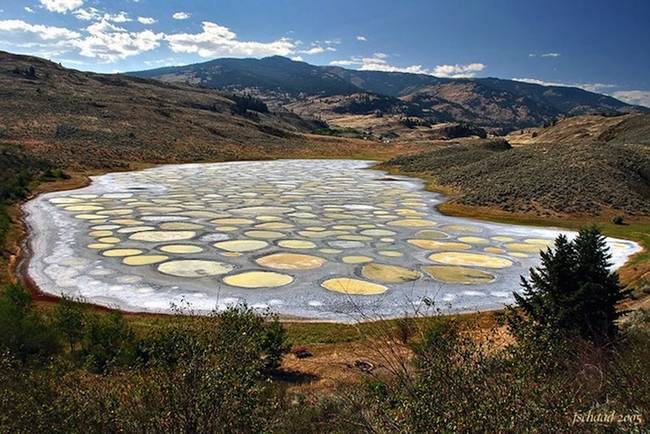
[329,59,358,66]
[72,7,100,20]
[138,16,157,25]
[0,17,161,61]
[39,0,83,13]
[329,54,484,77]
[291,55,303,61]
[360,53,429,74]
[25,6,35,13]
[172,11,190,20]
[432,63,485,78]
[356,35,367,41]
[166,21,296,57]
[512,77,617,93]
[104,11,130,23]
[329,53,428,74]
[302,46,324,54]
[75,19,163,61]
[73,8,130,23]
[299,44,336,55]
[0,19,80,42]
[529,52,561,58]
[611,90,650,108]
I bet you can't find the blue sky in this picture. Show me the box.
[1,0,649,106]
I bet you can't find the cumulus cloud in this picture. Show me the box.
[301,46,324,54]
[25,7,35,13]
[172,11,190,20]
[0,19,80,42]
[0,17,162,62]
[138,16,157,25]
[39,0,83,13]
[0,17,310,62]
[432,63,485,78]
[104,11,130,23]
[166,21,296,57]
[72,7,100,20]
[611,90,650,108]
[359,53,429,74]
[76,19,163,61]
[73,8,130,23]
[356,35,367,41]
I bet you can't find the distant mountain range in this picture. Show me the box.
[129,56,646,131]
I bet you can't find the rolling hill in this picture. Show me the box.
[129,56,646,131]
[0,51,415,170]
[383,114,650,216]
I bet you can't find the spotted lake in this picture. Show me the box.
[24,160,641,321]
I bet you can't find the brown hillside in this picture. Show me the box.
[0,51,415,170]
[506,113,650,146]
[383,137,650,216]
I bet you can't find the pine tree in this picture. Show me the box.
[572,227,630,342]
[509,227,630,344]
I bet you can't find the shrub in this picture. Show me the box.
[262,316,290,371]
[612,215,625,225]
[0,284,59,364]
[334,317,581,432]
[53,296,85,353]
[79,312,137,373]
[215,304,290,373]
[230,94,269,114]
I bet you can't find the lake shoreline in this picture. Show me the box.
[19,159,642,322]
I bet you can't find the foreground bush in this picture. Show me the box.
[0,284,59,364]
[279,316,648,433]
[0,296,290,433]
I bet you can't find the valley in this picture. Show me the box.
[1,48,649,432]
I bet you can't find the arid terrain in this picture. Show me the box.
[0,51,425,170]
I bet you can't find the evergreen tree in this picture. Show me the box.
[572,227,630,341]
[510,227,630,343]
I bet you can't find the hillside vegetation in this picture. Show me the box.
[0,51,406,170]
[383,135,650,216]
[508,113,650,145]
